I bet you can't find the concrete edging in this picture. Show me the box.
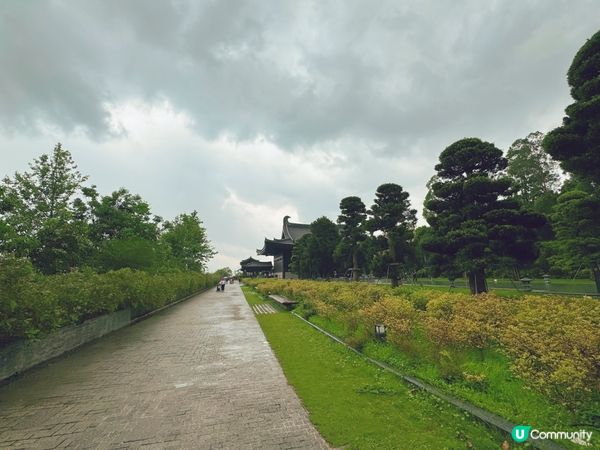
[0,286,213,383]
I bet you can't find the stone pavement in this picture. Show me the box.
[0,282,329,449]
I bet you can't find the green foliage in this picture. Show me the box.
[424,138,545,294]
[337,196,367,280]
[506,131,562,209]
[290,216,339,278]
[546,187,600,292]
[0,256,219,346]
[543,29,600,184]
[88,188,160,242]
[214,267,233,278]
[0,143,90,273]
[1,144,216,280]
[90,237,168,272]
[246,278,600,420]
[242,286,507,449]
[502,295,600,409]
[161,211,216,271]
[368,183,417,286]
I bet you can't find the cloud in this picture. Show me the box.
[2,0,597,149]
[1,0,598,270]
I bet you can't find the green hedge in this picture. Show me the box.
[0,256,219,346]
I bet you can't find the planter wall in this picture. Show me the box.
[0,309,131,382]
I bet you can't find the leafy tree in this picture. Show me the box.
[309,216,339,277]
[161,211,216,271]
[543,29,600,184]
[362,234,389,277]
[0,144,90,273]
[337,196,367,281]
[91,237,167,272]
[88,188,160,242]
[368,183,417,286]
[424,138,545,294]
[289,234,312,278]
[506,131,562,212]
[290,216,339,278]
[215,267,233,278]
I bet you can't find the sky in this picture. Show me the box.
[1,0,599,271]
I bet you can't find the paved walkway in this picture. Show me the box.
[0,282,329,449]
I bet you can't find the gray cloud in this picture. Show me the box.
[3,0,596,147]
[1,0,599,269]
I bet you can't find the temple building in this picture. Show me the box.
[257,216,311,278]
[239,257,273,277]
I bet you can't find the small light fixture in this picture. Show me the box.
[375,323,387,339]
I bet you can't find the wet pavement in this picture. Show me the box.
[0,282,328,449]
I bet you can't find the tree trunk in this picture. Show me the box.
[592,262,600,294]
[352,250,359,281]
[512,265,521,281]
[391,271,399,288]
[467,268,487,295]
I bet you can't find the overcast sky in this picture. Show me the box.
[1,1,598,271]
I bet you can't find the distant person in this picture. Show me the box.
[220,278,226,292]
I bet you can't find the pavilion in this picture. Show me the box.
[257,216,311,278]
[239,257,273,277]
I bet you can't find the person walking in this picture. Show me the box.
[220,278,226,292]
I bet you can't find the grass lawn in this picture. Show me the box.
[414,277,597,295]
[242,286,513,449]
[306,316,599,450]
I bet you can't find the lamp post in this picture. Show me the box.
[375,323,387,340]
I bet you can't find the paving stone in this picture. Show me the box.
[0,283,329,449]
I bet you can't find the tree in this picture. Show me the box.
[543,29,600,185]
[543,29,600,291]
[215,267,233,278]
[337,196,367,281]
[0,143,90,273]
[368,183,417,287]
[289,234,312,278]
[506,131,562,212]
[161,211,216,271]
[290,216,339,278]
[424,138,545,294]
[91,236,167,272]
[88,188,160,242]
[546,186,600,292]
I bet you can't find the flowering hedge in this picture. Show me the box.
[244,278,600,408]
[0,256,219,346]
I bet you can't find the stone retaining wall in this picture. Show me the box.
[0,309,131,382]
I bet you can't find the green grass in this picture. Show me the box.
[415,277,597,295]
[307,316,599,450]
[242,287,513,449]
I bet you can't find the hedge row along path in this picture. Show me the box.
[0,282,328,449]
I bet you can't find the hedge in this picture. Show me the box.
[244,278,600,410]
[0,256,219,346]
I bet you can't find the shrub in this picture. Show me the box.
[451,294,516,357]
[501,295,600,408]
[361,296,416,347]
[243,278,600,409]
[0,256,219,347]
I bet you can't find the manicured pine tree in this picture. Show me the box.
[368,183,417,287]
[424,138,544,294]
[543,29,600,292]
[337,196,367,281]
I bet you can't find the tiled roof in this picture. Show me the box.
[282,215,311,241]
